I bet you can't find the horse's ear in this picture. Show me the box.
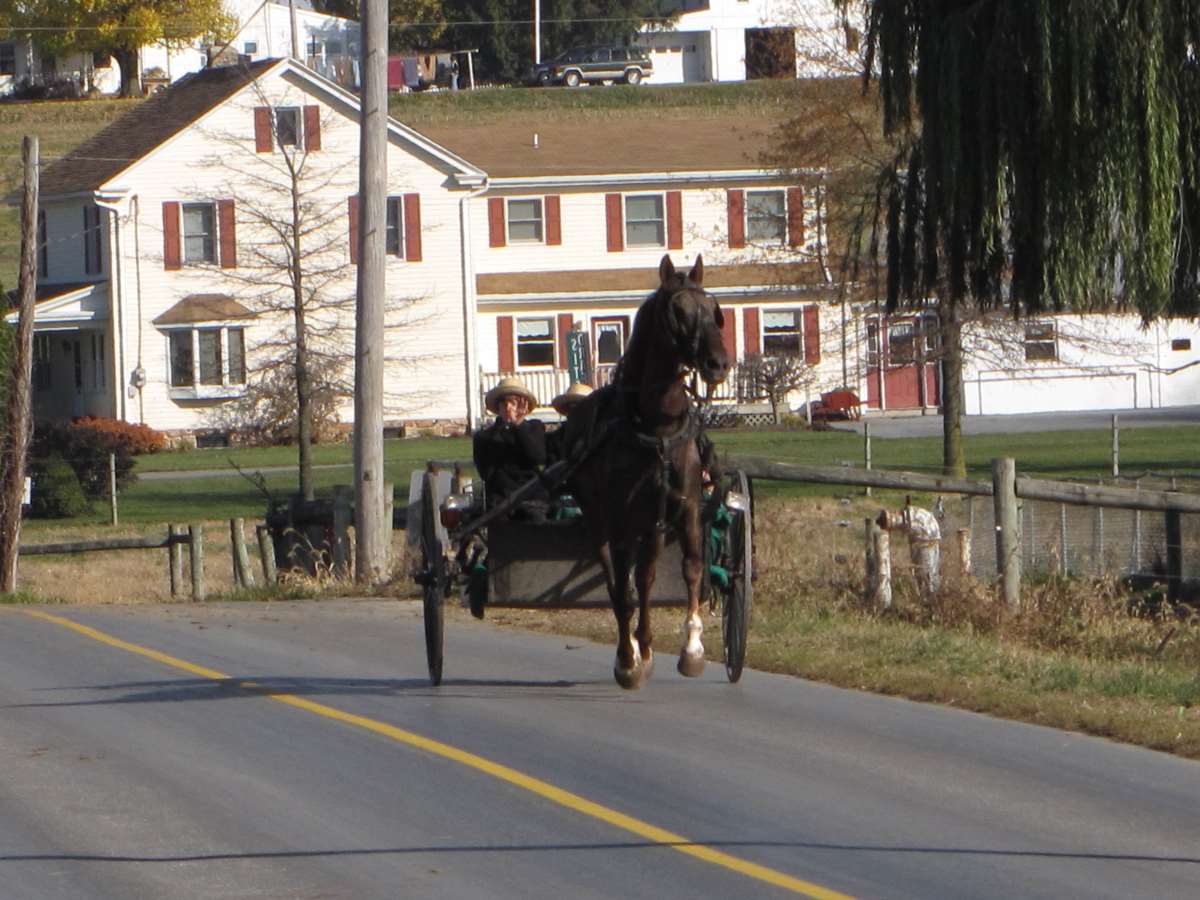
[713,300,724,328]
[688,254,704,287]
[659,254,676,286]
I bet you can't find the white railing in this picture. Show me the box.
[480,363,760,413]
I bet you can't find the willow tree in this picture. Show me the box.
[837,0,1200,475]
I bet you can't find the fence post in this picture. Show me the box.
[168,524,183,597]
[1111,413,1120,478]
[956,527,972,577]
[991,457,1021,611]
[1058,504,1068,577]
[188,523,205,601]
[256,524,277,585]
[231,518,254,588]
[863,422,872,498]
[865,517,891,609]
[108,452,118,526]
[332,485,352,577]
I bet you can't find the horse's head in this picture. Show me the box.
[656,254,731,386]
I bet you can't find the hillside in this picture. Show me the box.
[1,79,882,292]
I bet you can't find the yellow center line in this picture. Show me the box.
[20,607,853,900]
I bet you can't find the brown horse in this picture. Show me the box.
[563,254,730,689]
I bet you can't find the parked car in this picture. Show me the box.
[527,45,653,87]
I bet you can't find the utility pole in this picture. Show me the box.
[534,0,541,64]
[354,0,389,584]
[0,136,39,592]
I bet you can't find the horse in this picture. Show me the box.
[563,254,730,689]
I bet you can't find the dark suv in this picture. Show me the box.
[528,45,653,87]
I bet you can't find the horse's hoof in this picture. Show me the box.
[614,665,644,690]
[642,648,655,681]
[677,652,706,678]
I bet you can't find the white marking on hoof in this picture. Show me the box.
[614,641,644,690]
[677,613,706,677]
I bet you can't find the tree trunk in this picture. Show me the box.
[114,47,142,98]
[938,299,966,477]
[0,137,39,592]
[292,182,314,501]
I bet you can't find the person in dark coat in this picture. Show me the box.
[473,376,549,520]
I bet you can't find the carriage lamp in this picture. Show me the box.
[440,493,475,529]
[724,490,750,513]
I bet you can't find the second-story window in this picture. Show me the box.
[625,194,665,247]
[83,204,103,275]
[386,197,406,256]
[182,202,216,264]
[507,198,544,242]
[275,107,301,147]
[37,209,47,278]
[746,190,786,243]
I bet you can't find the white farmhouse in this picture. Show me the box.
[12,60,1200,441]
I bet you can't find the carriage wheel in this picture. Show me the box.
[722,470,753,683]
[420,471,446,686]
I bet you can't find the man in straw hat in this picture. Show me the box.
[546,382,593,465]
[473,376,549,520]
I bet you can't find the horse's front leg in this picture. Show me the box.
[633,529,663,682]
[605,543,643,689]
[677,497,706,677]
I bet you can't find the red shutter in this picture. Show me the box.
[488,197,506,247]
[556,313,573,368]
[162,201,181,270]
[545,195,562,245]
[788,186,805,247]
[497,316,515,371]
[303,105,321,151]
[348,195,359,265]
[803,305,821,364]
[403,193,422,262]
[605,193,624,252]
[743,307,760,356]
[218,199,236,268]
[666,190,683,250]
[254,106,272,153]
[727,189,745,249]
[720,304,737,360]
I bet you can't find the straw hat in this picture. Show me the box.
[485,376,538,413]
[551,382,593,415]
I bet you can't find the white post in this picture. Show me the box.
[534,0,541,64]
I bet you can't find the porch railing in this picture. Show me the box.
[479,364,760,415]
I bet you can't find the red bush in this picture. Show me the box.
[69,416,166,455]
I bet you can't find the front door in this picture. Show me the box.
[591,317,630,386]
[865,315,940,410]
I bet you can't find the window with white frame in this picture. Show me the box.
[33,334,51,391]
[243,40,258,55]
[746,190,787,243]
[385,196,406,256]
[624,194,665,246]
[182,202,216,264]
[87,332,105,390]
[275,106,301,147]
[762,309,803,356]
[1024,321,1057,361]
[507,198,544,242]
[168,327,247,391]
[516,317,555,367]
[83,204,103,275]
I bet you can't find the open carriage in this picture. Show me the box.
[408,460,754,687]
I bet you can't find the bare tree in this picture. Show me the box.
[739,352,818,424]
[196,84,430,499]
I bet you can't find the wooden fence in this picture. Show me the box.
[727,455,1197,608]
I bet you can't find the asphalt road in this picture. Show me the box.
[2,600,1198,899]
